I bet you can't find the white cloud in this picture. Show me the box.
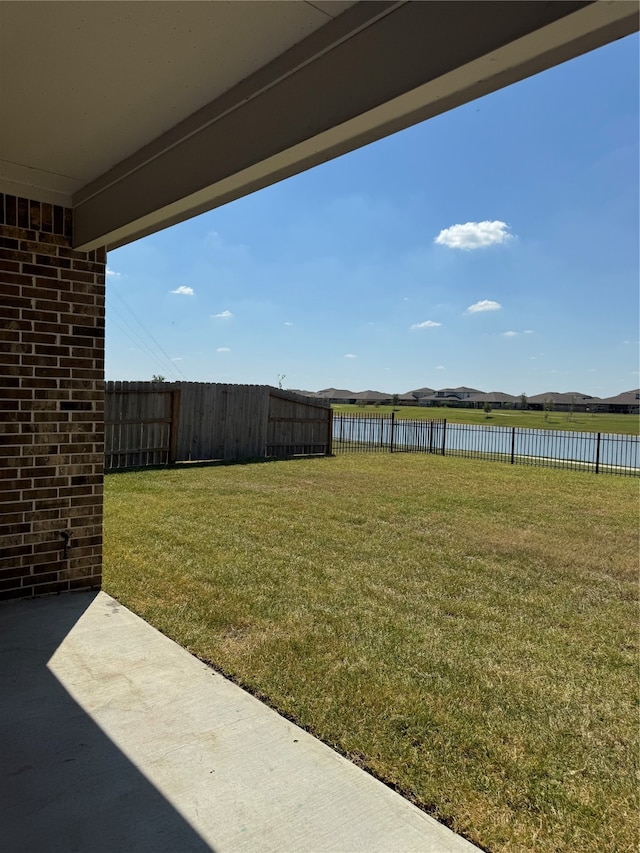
[503,331,518,337]
[216,347,231,353]
[411,320,442,330]
[171,357,183,362]
[466,300,502,314]
[212,310,233,319]
[344,353,357,359]
[524,329,534,334]
[436,365,445,370]
[284,322,293,327]
[435,220,513,250]
[171,285,194,296]
[106,267,121,277]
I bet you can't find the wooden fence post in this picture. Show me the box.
[169,388,181,464]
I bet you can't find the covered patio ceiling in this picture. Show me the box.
[1,1,637,251]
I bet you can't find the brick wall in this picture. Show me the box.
[0,194,105,600]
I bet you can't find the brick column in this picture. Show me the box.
[0,194,105,600]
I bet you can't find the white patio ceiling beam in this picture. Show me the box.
[73,0,638,251]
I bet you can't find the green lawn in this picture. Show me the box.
[104,455,638,853]
[332,404,640,435]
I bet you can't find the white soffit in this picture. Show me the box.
[0,1,359,200]
[0,1,636,250]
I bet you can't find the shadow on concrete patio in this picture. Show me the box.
[0,591,213,853]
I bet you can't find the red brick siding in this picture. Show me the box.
[0,194,105,600]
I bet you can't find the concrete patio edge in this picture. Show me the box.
[1,590,481,852]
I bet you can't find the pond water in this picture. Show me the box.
[333,417,639,473]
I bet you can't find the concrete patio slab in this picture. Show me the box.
[1,591,480,853]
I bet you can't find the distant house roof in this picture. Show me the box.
[352,390,391,401]
[470,391,519,403]
[417,387,484,401]
[309,386,633,405]
[316,388,356,399]
[527,391,599,404]
[598,389,640,405]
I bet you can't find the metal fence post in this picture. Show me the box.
[389,412,395,453]
[441,419,447,456]
[510,426,516,464]
[595,432,601,474]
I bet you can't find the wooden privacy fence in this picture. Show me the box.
[105,382,180,470]
[105,382,332,471]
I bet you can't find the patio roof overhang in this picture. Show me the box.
[1,1,637,251]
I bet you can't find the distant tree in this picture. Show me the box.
[483,401,492,417]
[543,397,554,422]
[567,395,577,422]
[392,393,400,412]
[151,374,166,382]
[520,392,528,411]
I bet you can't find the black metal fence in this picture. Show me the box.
[332,413,639,476]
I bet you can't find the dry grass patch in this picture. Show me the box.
[104,454,638,853]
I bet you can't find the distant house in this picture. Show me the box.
[308,386,638,414]
[352,390,393,405]
[598,390,640,414]
[468,391,519,410]
[396,393,419,406]
[409,387,435,404]
[415,387,483,407]
[527,392,602,412]
[316,388,358,405]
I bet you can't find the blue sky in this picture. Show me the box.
[106,34,639,398]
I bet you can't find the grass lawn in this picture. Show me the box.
[332,404,640,436]
[104,455,638,853]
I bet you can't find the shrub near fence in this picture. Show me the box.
[332,413,639,476]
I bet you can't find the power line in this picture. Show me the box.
[107,309,179,381]
[106,299,181,381]
[109,286,189,381]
